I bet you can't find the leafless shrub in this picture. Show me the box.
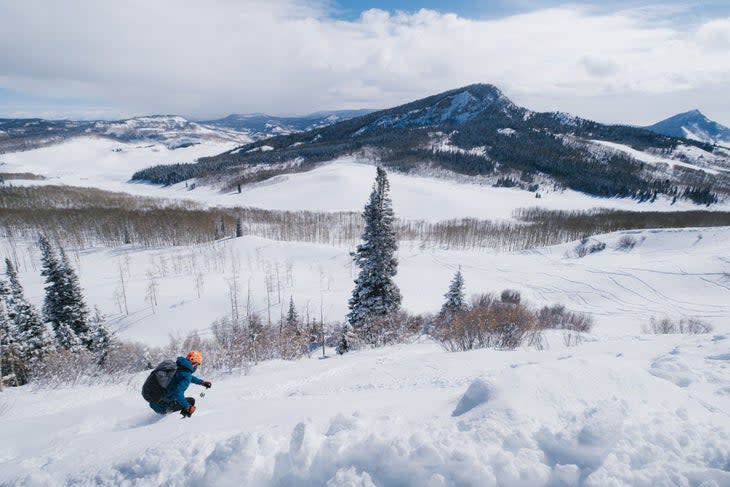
[616,235,638,251]
[563,331,584,347]
[500,289,521,305]
[432,291,536,352]
[536,304,594,332]
[573,237,606,258]
[29,339,160,389]
[432,290,593,352]
[645,316,713,335]
[31,349,100,388]
[350,311,423,349]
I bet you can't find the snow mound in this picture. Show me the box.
[650,355,699,388]
[452,378,494,417]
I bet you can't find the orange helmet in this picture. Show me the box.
[186,350,203,366]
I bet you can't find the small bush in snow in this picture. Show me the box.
[432,290,593,352]
[536,304,593,332]
[616,235,638,251]
[431,291,538,352]
[500,289,521,305]
[573,237,606,258]
[645,316,713,335]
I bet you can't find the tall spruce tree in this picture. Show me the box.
[440,268,466,317]
[39,235,87,351]
[347,167,401,345]
[0,278,24,386]
[5,259,53,379]
[58,249,92,349]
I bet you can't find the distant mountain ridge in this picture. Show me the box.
[0,110,372,154]
[644,110,730,146]
[133,83,730,206]
[201,110,376,138]
[0,115,252,153]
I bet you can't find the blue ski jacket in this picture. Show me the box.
[149,356,203,414]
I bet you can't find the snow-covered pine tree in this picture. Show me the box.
[336,324,350,355]
[440,268,466,317]
[285,296,299,329]
[57,248,92,349]
[88,306,114,367]
[39,234,63,336]
[5,258,54,380]
[39,235,86,351]
[0,277,24,386]
[346,167,401,346]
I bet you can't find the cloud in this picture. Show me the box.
[696,18,730,52]
[579,57,619,78]
[0,1,728,124]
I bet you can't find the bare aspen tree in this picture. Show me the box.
[276,262,282,305]
[286,261,294,287]
[157,255,168,277]
[265,272,273,327]
[117,261,129,315]
[145,270,159,314]
[246,277,252,320]
[320,293,326,358]
[113,288,125,315]
[236,217,243,238]
[194,272,204,299]
[228,265,240,323]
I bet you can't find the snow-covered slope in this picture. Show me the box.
[0,136,239,196]
[6,224,730,345]
[1,327,729,485]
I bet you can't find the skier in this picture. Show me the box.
[146,350,212,417]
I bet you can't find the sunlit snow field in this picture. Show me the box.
[1,138,729,486]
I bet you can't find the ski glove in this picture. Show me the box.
[202,381,212,389]
[181,405,196,418]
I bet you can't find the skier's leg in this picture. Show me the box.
[170,397,195,412]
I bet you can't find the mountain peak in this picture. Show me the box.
[646,110,730,145]
[349,83,519,136]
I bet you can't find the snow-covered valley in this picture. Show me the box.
[1,138,730,486]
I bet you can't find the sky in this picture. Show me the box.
[0,0,729,126]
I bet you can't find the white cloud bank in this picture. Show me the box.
[0,0,729,124]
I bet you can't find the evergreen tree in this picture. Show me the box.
[0,278,24,386]
[5,258,53,378]
[440,268,466,317]
[39,235,88,351]
[347,167,401,345]
[58,249,92,349]
[285,296,299,329]
[39,234,64,338]
[88,306,113,367]
[336,324,350,355]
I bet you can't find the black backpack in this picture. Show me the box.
[141,360,178,403]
